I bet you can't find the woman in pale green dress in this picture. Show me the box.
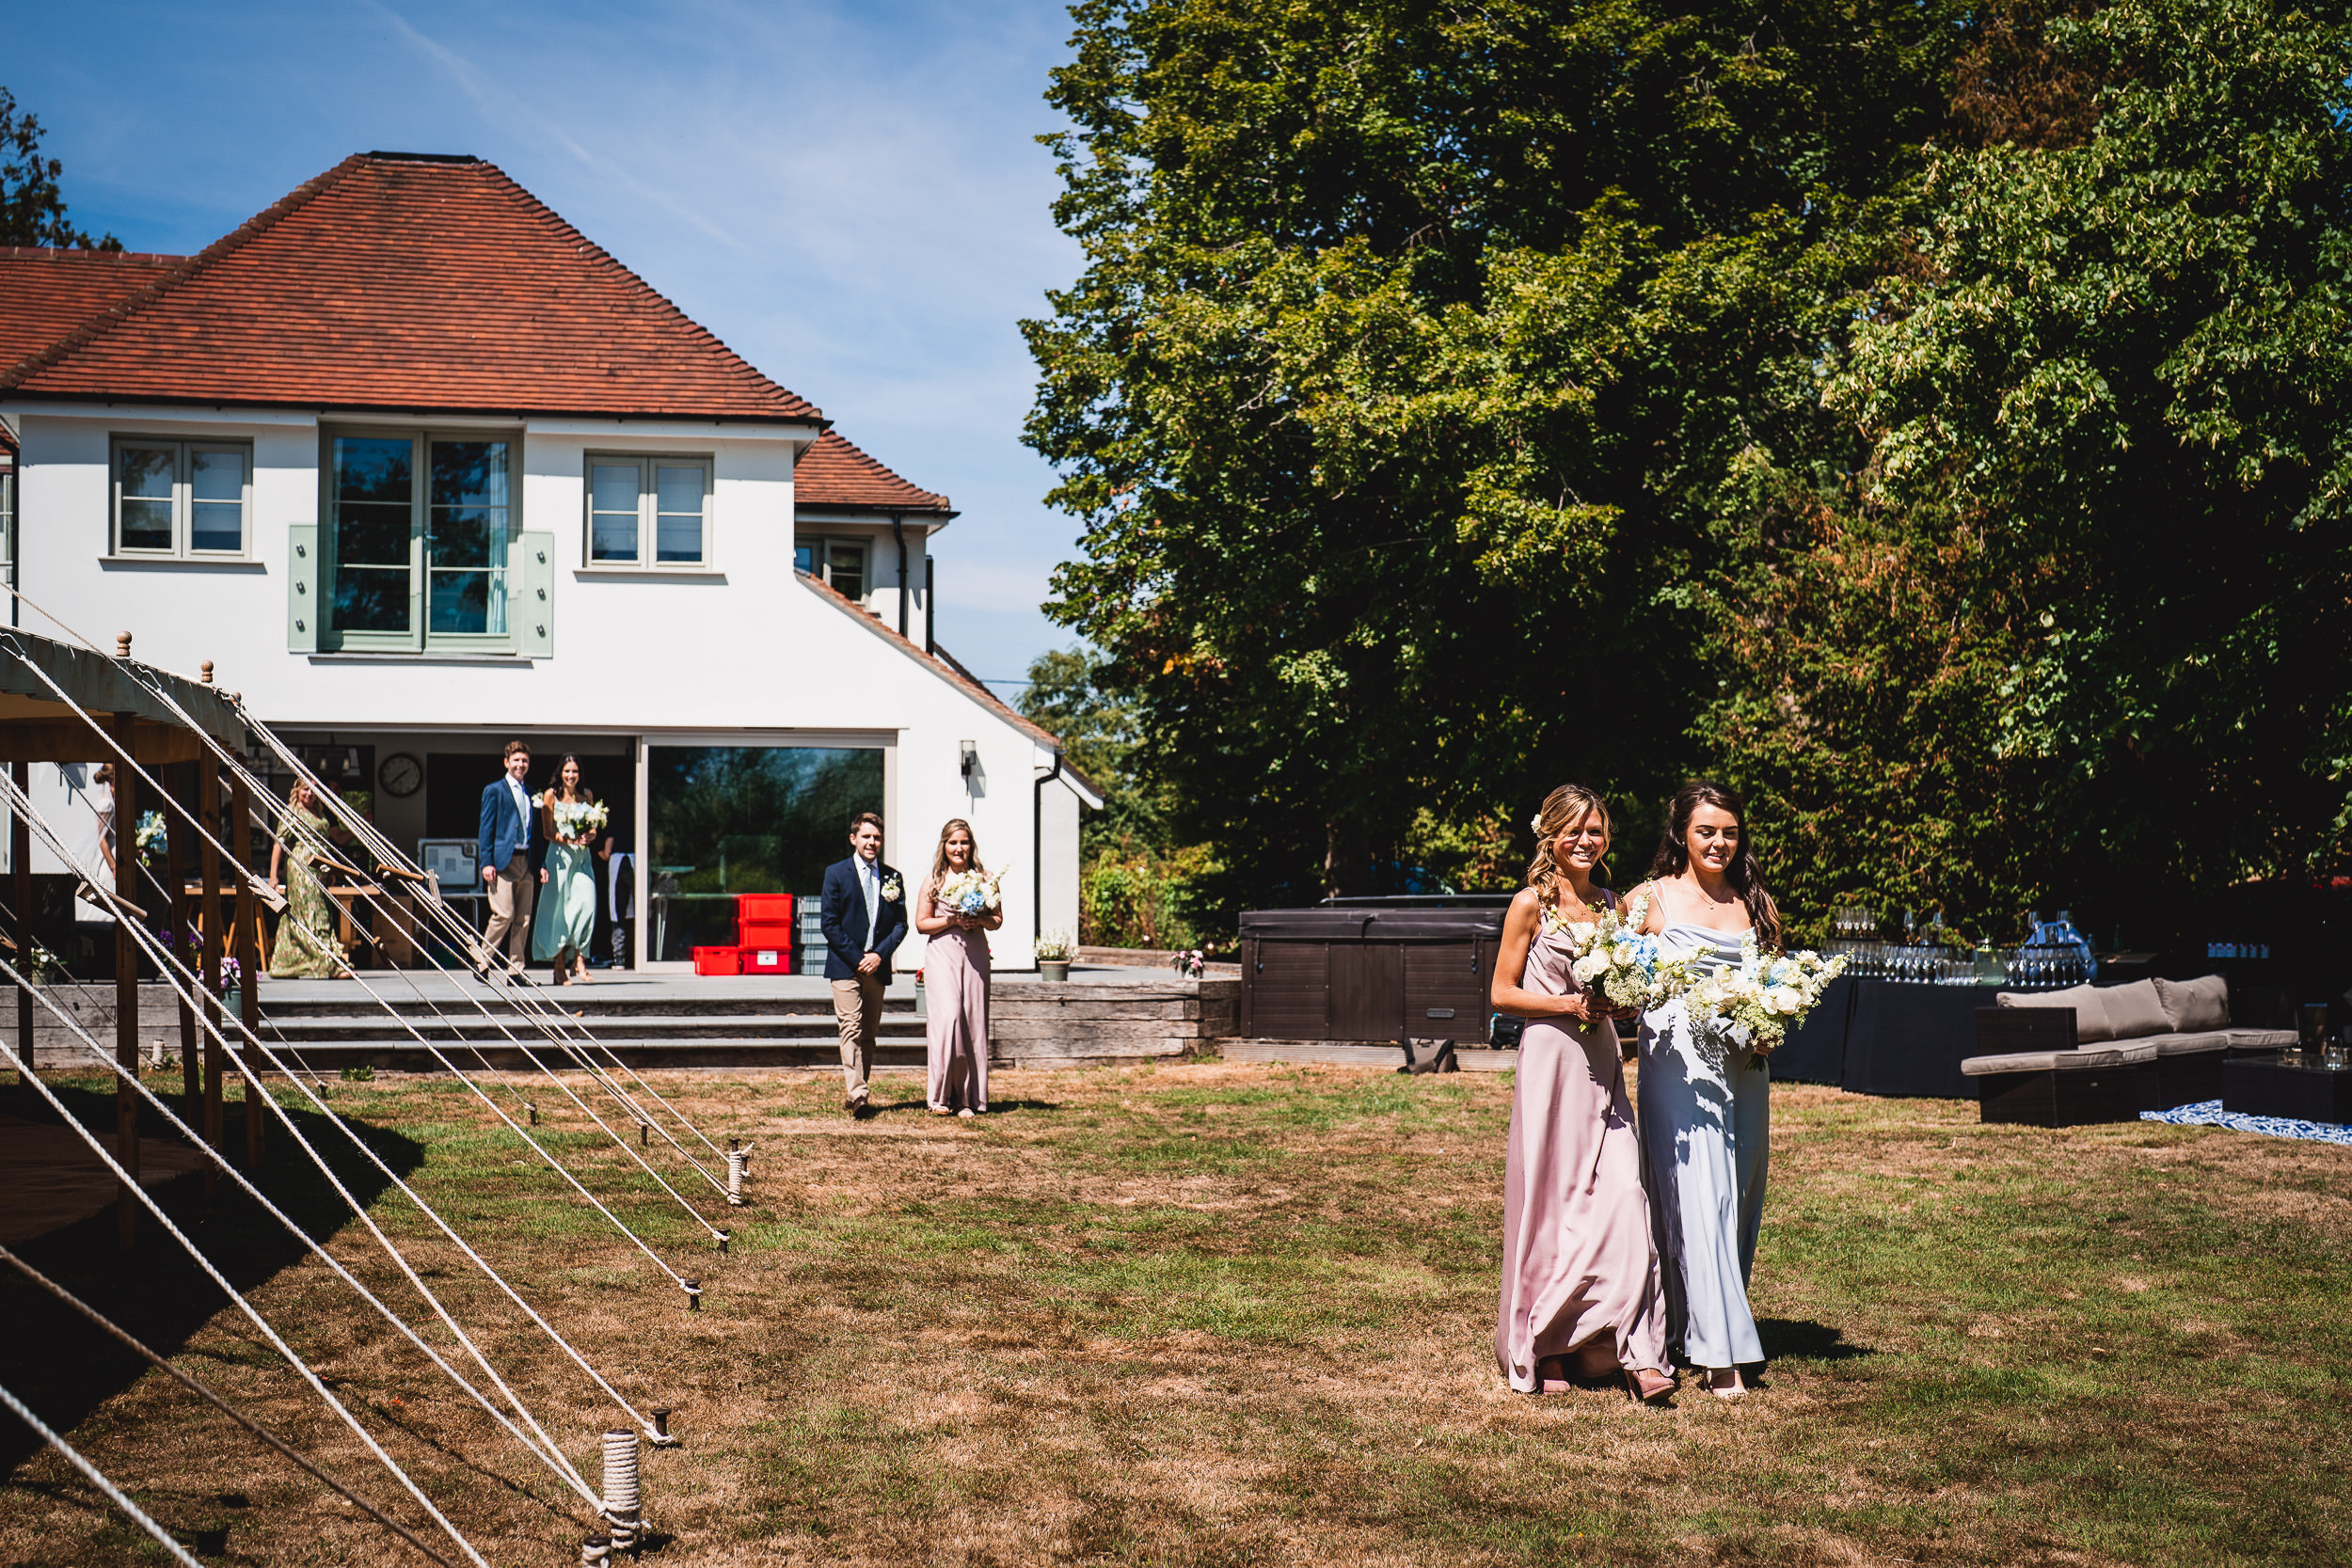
[267,780,346,979]
[531,756,600,985]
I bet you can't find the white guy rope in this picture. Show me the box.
[0,780,659,1462]
[0,1010,491,1567]
[0,1377,208,1568]
[0,950,600,1516]
[0,1244,460,1568]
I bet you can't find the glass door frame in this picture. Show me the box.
[317,424,525,654]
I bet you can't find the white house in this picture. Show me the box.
[0,151,1096,969]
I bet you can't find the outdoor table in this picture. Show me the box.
[2222,1057,2352,1125]
[1770,976,2000,1100]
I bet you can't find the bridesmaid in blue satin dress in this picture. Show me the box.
[1630,781,1784,1400]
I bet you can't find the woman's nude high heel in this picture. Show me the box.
[1706,1368,1747,1400]
[1625,1368,1675,1405]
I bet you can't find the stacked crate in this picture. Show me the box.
[737,895,795,974]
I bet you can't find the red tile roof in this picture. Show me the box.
[794,429,953,515]
[0,247,183,373]
[1,152,821,423]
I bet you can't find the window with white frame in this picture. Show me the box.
[111,437,252,556]
[794,536,867,600]
[1,464,13,588]
[585,454,711,567]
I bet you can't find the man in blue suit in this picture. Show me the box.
[477,739,545,981]
[820,811,906,1117]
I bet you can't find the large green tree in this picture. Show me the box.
[1026,0,1975,907]
[1711,0,2352,943]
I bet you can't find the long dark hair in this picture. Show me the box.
[1648,780,1780,946]
[545,754,593,804]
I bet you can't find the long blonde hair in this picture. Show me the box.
[1525,784,1611,909]
[929,817,984,885]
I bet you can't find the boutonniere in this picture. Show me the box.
[881,875,903,903]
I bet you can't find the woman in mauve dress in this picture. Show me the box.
[914,818,1000,1117]
[1631,780,1781,1400]
[1493,784,1675,1404]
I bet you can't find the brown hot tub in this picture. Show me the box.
[1238,901,1508,1044]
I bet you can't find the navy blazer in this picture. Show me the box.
[477,775,537,875]
[819,855,907,981]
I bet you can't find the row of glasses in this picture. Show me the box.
[2005,945,2092,989]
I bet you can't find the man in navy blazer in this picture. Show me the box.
[477,739,545,981]
[820,811,906,1117]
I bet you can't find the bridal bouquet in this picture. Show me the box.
[1687,937,1848,1055]
[1555,891,1700,1012]
[552,800,609,840]
[935,868,1004,917]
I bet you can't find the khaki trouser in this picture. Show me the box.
[482,853,534,972]
[832,972,886,1101]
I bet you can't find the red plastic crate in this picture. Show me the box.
[739,945,791,975]
[737,919,795,948]
[736,894,794,925]
[691,945,742,976]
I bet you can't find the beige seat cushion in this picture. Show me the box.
[2226,1028,2296,1050]
[2102,979,2171,1039]
[1963,1040,2159,1076]
[2155,974,2232,1033]
[2145,1031,2231,1056]
[1997,984,2114,1042]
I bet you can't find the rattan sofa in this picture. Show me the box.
[1963,974,2294,1127]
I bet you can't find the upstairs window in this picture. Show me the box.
[111,437,250,556]
[324,430,516,649]
[794,536,867,600]
[586,454,710,567]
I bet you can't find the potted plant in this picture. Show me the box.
[913,965,927,1019]
[1037,929,1074,984]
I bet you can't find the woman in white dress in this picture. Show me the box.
[1630,781,1783,1399]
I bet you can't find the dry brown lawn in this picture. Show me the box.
[1,1060,2348,1565]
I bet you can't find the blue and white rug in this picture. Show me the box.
[2142,1099,2352,1146]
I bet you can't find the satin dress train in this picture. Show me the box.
[1637,922,1770,1370]
[1495,898,1669,1389]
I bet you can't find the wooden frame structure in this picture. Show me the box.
[2,627,258,1245]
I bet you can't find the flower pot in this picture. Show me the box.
[1039,960,1071,984]
[914,980,928,1019]
[222,987,243,1019]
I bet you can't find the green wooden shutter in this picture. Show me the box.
[287,523,319,652]
[517,531,554,657]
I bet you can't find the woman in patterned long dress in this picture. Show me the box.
[1492,784,1675,1404]
[266,780,345,979]
[530,755,599,986]
[914,818,998,1117]
[1631,780,1782,1400]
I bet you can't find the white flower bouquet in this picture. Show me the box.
[935,868,1004,917]
[1687,937,1849,1055]
[551,800,609,840]
[1556,891,1701,1012]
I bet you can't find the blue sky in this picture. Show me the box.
[8,0,1089,692]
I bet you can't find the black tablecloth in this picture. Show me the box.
[1768,976,1997,1099]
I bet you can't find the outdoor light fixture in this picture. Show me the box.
[960,741,978,786]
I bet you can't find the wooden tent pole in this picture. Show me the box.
[168,762,199,1121]
[11,759,30,1119]
[199,756,225,1195]
[231,770,264,1169]
[110,705,140,1251]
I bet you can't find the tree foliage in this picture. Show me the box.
[0,88,119,251]
[1026,0,2352,943]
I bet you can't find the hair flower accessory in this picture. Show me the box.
[1529,813,1545,834]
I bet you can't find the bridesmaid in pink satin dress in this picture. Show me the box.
[1492,784,1675,1403]
[914,818,1000,1117]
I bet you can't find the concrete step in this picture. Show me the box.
[255,1013,923,1042]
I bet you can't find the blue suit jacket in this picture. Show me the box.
[478,776,537,875]
[820,855,907,981]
